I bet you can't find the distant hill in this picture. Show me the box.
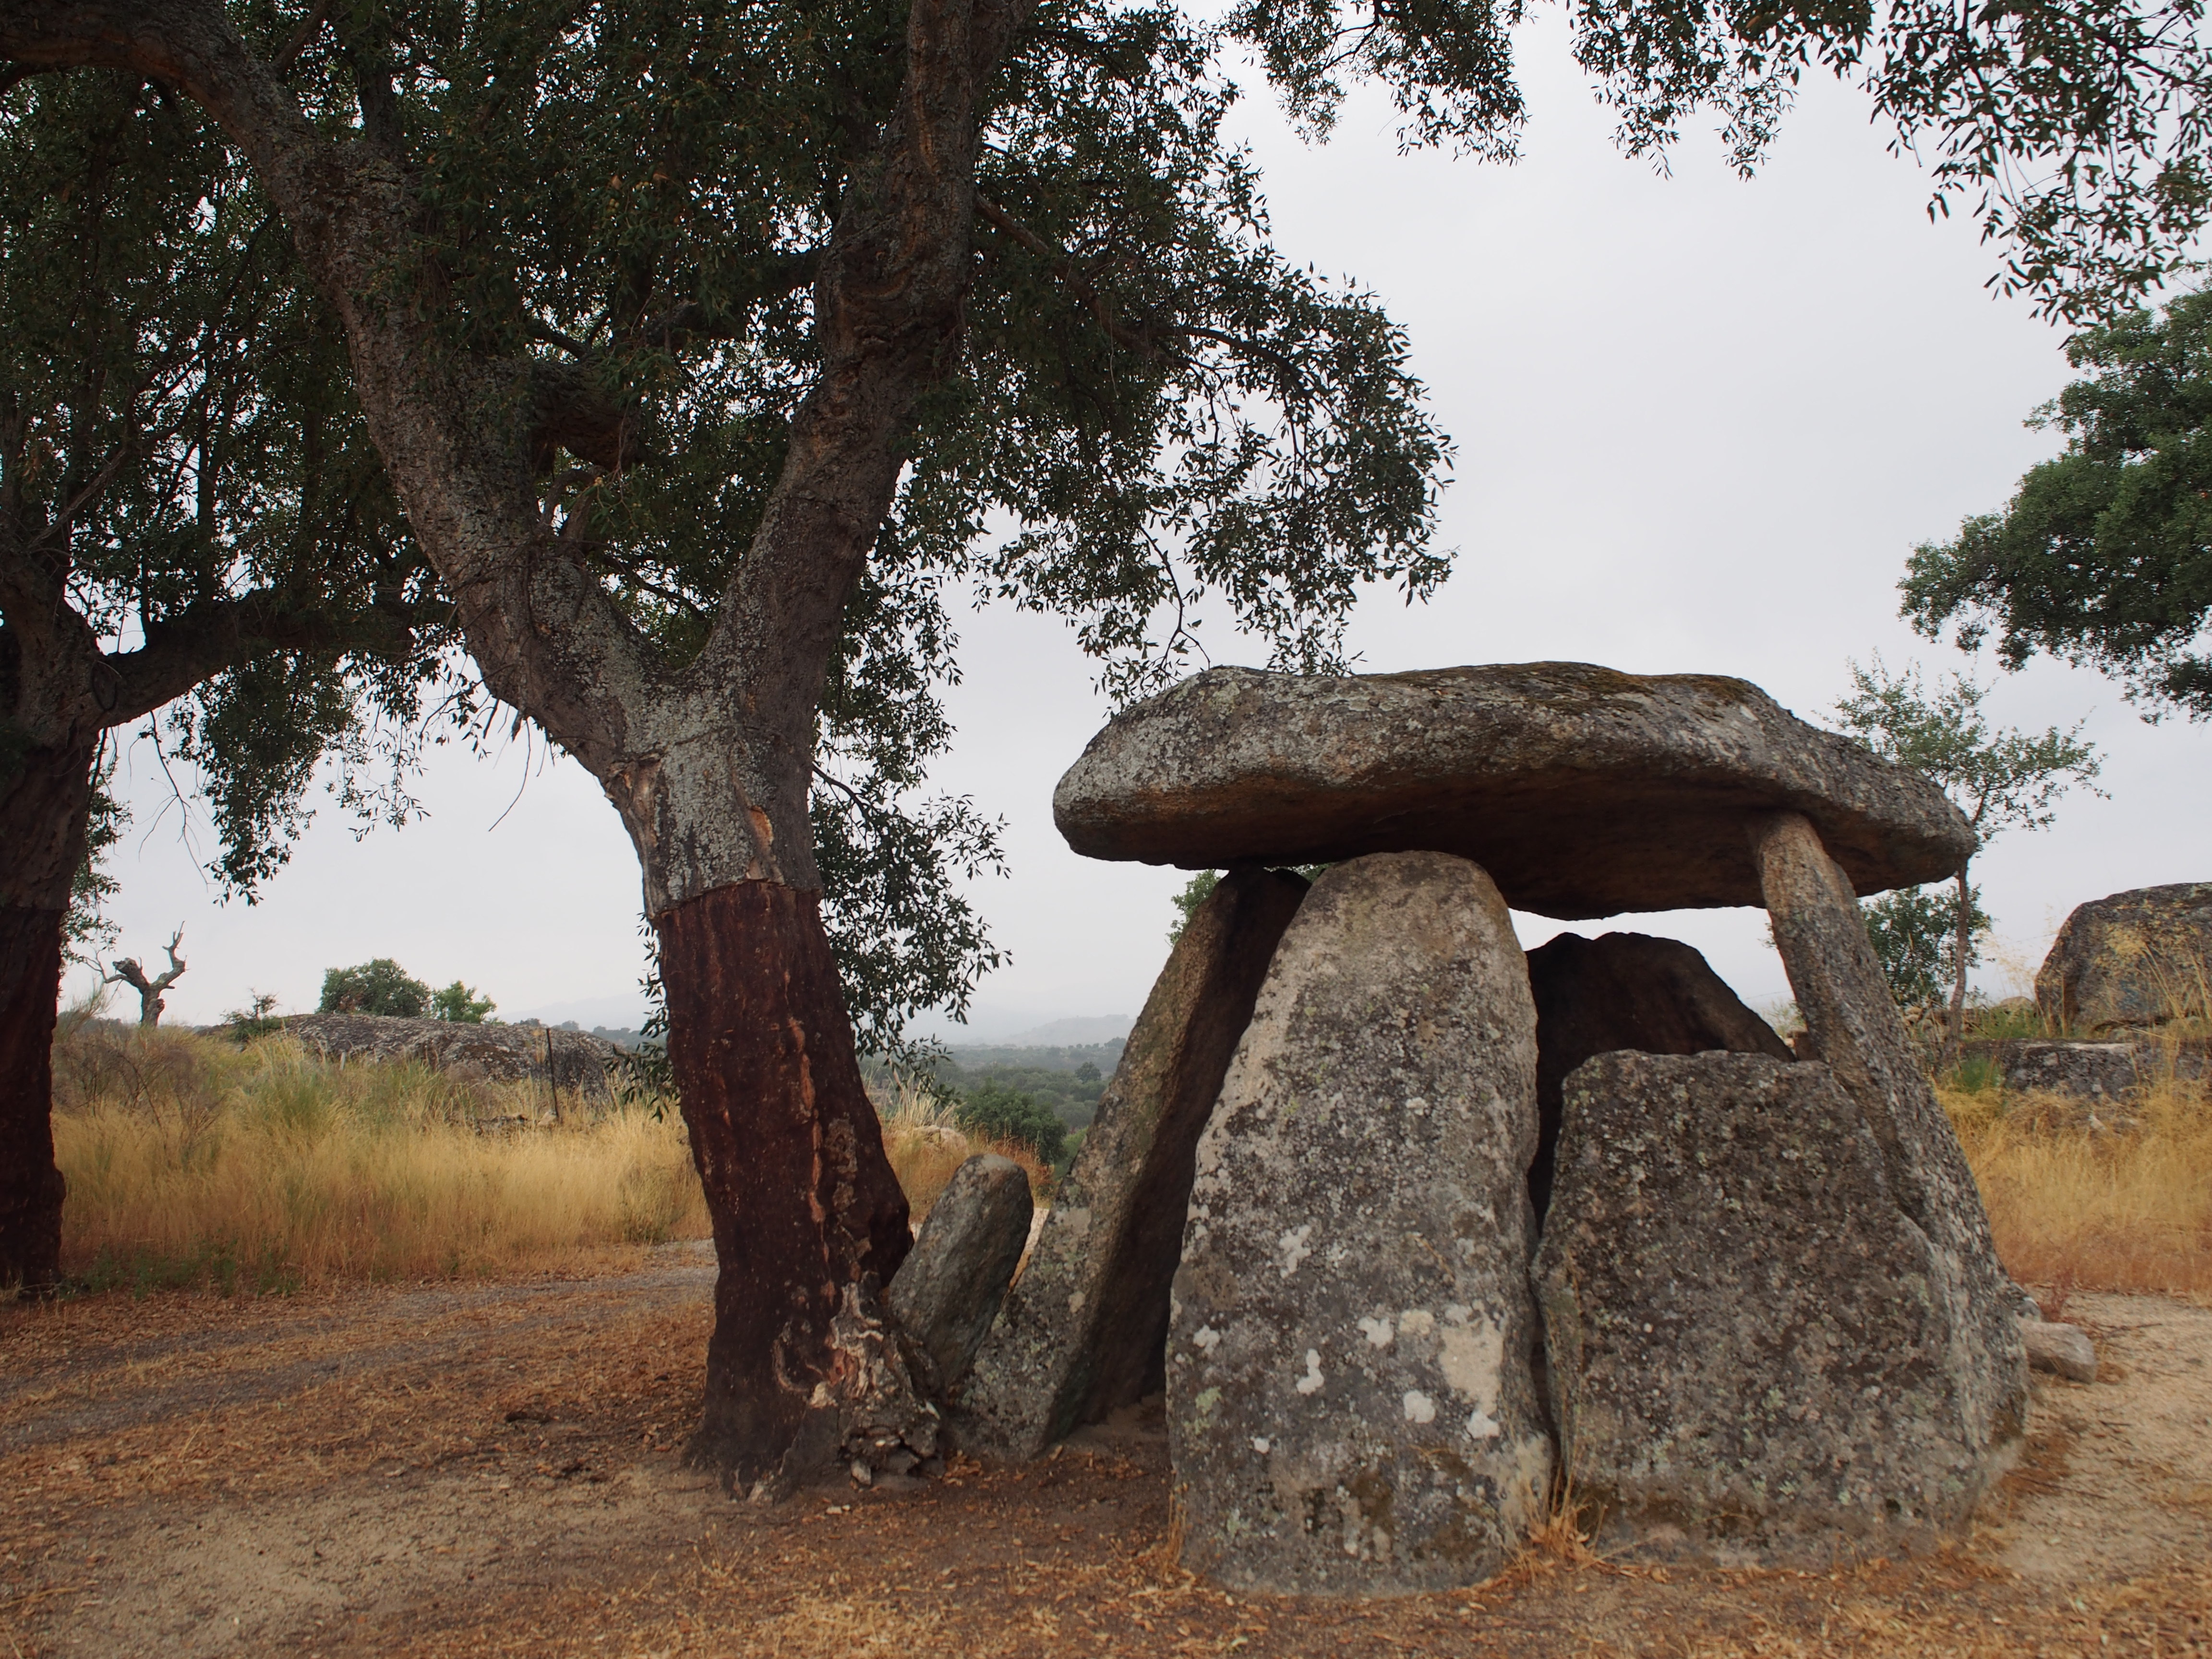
[934,1037,1124,1078]
[954,1015,1131,1048]
[860,1032,1128,1132]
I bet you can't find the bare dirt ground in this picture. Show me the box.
[4,1249,2208,1658]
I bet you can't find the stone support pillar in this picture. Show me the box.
[1749,810,2026,1455]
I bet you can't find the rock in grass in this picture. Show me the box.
[1535,1050,2016,1563]
[1523,930,1794,1217]
[2020,1320,2098,1383]
[954,867,1310,1459]
[283,1012,619,1104]
[888,1154,1034,1398]
[1169,853,1553,1595]
[2035,882,2212,1032]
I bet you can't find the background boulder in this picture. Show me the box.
[2036,883,2212,1032]
[282,1013,619,1105]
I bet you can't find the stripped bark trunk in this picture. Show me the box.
[0,0,1028,1467]
[659,883,913,1475]
[0,734,94,1290]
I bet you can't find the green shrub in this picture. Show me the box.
[1861,885,1990,1014]
[431,980,496,1022]
[222,991,286,1042]
[1948,1053,2005,1095]
[320,958,431,1018]
[956,1080,1067,1164]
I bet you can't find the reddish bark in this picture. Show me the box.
[0,735,92,1291]
[0,904,69,1291]
[658,880,913,1480]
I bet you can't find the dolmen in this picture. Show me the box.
[916,662,2027,1594]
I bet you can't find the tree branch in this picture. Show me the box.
[268,0,330,77]
[975,194,1170,361]
[102,589,446,726]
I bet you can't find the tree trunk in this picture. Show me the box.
[0,0,1022,1449]
[0,734,95,1291]
[1943,866,1972,1072]
[658,879,913,1483]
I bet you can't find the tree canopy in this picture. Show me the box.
[320,958,431,1018]
[1904,283,2212,719]
[1,68,457,891]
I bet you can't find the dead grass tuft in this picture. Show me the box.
[1946,1057,2212,1297]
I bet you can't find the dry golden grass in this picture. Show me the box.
[1946,1048,2212,1297]
[873,1071,1052,1222]
[48,1022,1052,1293]
[51,1023,709,1288]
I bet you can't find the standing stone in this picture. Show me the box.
[955,866,1310,1460]
[2036,882,2212,1032]
[1750,812,2027,1467]
[888,1154,1034,1399]
[1524,931,1793,1217]
[1169,853,1553,1595]
[1535,1051,2009,1563]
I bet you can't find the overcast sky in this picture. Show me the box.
[82,22,2212,1035]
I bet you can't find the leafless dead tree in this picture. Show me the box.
[106,927,186,1027]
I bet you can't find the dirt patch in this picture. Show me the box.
[4,1267,2208,1657]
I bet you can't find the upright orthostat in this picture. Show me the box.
[1536,1051,2009,1562]
[1168,854,1554,1595]
[956,868,1310,1459]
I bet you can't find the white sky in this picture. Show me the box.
[81,23,2212,1034]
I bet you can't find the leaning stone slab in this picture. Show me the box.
[888,1154,1034,1399]
[1753,812,2028,1468]
[1535,1050,2013,1563]
[1524,930,1793,1217]
[954,867,1310,1461]
[2036,882,2212,1032]
[1169,853,1554,1595]
[1054,663,1971,919]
